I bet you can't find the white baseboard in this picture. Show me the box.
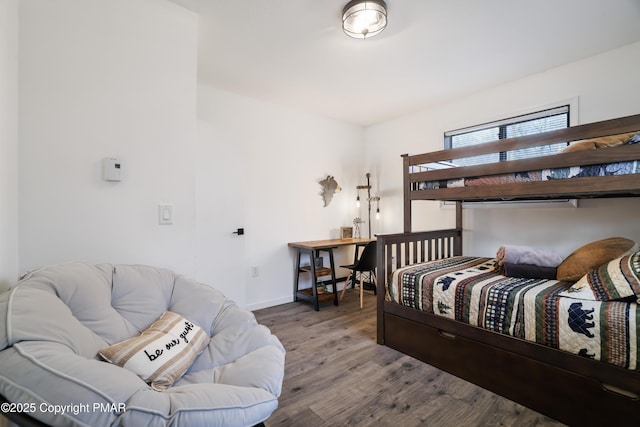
[245,296,293,312]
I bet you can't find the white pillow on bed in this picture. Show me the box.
[559,251,640,302]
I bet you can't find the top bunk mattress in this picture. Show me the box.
[404,115,640,202]
[416,160,640,191]
[388,256,640,372]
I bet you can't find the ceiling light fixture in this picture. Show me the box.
[342,0,387,39]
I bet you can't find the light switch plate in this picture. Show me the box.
[158,204,173,225]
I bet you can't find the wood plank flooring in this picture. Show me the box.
[253,289,565,427]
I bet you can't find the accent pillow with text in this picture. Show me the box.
[99,311,210,390]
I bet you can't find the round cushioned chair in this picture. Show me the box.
[0,262,285,427]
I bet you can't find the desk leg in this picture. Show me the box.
[327,248,338,306]
[293,249,302,302]
[292,246,340,311]
[310,249,319,311]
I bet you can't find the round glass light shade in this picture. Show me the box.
[342,0,387,39]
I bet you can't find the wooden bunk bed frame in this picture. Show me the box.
[376,113,640,426]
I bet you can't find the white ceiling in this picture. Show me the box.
[170,0,640,126]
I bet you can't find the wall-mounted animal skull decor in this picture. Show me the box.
[319,175,341,207]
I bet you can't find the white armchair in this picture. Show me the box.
[0,262,285,427]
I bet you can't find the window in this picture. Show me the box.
[444,106,570,167]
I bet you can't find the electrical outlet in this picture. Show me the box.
[251,266,259,277]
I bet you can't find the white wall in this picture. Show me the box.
[196,86,365,309]
[17,0,365,310]
[366,40,640,258]
[0,2,18,423]
[18,0,198,275]
[0,0,18,292]
[15,1,639,310]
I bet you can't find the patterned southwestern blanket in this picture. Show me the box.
[418,160,640,190]
[389,256,640,371]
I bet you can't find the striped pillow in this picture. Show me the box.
[560,251,640,301]
[99,311,210,390]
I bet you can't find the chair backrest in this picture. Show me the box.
[353,241,377,272]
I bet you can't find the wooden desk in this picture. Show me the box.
[288,238,374,311]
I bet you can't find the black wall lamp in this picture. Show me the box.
[356,173,381,238]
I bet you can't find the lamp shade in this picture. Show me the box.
[342,0,387,39]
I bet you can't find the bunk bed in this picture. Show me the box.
[376,113,640,426]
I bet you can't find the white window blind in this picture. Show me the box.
[445,106,570,167]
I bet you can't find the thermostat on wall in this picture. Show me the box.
[102,157,122,181]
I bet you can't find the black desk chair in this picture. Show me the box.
[339,241,377,308]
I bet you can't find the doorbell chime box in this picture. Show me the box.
[102,157,122,181]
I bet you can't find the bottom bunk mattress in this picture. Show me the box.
[388,256,639,372]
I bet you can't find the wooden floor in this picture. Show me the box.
[253,289,566,427]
